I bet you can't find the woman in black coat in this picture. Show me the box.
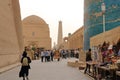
[19,51,31,80]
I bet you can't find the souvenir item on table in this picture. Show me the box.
[116,59,120,70]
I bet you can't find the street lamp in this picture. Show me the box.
[101,2,106,32]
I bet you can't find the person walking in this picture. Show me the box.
[19,51,31,80]
[54,50,60,61]
[50,50,54,61]
[84,48,92,74]
[41,50,45,62]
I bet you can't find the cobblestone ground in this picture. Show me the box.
[0,58,93,80]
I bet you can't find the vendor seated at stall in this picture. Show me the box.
[100,56,112,66]
[111,56,117,64]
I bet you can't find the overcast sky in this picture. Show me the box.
[19,0,84,47]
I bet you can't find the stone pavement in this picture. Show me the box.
[0,58,93,80]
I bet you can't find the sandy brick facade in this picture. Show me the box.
[67,27,84,49]
[62,27,85,62]
[0,0,23,68]
[22,15,51,50]
[90,26,120,47]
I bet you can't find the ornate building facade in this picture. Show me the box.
[84,0,120,50]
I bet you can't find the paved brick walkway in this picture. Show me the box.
[0,58,93,80]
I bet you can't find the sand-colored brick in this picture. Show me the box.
[90,26,120,46]
[0,0,23,68]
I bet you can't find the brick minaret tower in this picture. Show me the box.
[57,21,63,49]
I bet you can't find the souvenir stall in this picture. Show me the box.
[96,39,120,80]
[85,39,120,80]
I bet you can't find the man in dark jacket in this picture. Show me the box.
[84,48,92,74]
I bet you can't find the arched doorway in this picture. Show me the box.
[28,41,38,51]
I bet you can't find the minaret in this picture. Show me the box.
[57,21,63,49]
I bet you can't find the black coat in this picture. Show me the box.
[86,52,92,61]
[19,57,31,77]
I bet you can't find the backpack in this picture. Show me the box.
[22,57,28,66]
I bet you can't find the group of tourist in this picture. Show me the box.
[18,46,80,80]
[60,49,79,59]
[23,47,80,62]
[40,50,54,62]
[22,46,80,61]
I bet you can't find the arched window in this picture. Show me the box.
[32,32,35,36]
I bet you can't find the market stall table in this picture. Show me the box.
[116,71,120,80]
[85,61,98,78]
[97,65,118,80]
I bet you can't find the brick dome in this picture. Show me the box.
[22,15,47,25]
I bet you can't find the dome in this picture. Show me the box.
[22,15,47,25]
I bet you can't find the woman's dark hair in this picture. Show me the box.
[22,51,27,57]
[89,48,91,51]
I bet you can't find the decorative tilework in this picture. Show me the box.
[84,0,120,50]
